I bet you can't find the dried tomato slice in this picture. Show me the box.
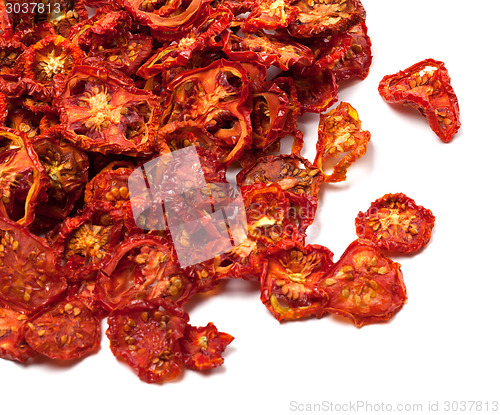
[237,154,323,198]
[321,239,407,327]
[97,235,192,311]
[24,297,101,360]
[84,165,132,210]
[137,5,232,79]
[0,127,48,226]
[160,59,253,164]
[260,241,333,321]
[378,59,460,142]
[355,193,435,254]
[181,322,233,370]
[287,0,364,38]
[0,217,67,314]
[33,126,89,221]
[331,22,372,82]
[106,298,188,383]
[242,0,298,33]
[0,305,35,362]
[44,0,88,38]
[279,66,338,114]
[50,201,124,282]
[314,101,370,183]
[251,82,290,151]
[23,35,85,101]
[121,0,212,41]
[57,64,160,155]
[242,183,295,246]
[224,31,314,71]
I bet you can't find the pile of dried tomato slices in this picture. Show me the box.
[0,0,440,383]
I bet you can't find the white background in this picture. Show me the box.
[2,1,500,414]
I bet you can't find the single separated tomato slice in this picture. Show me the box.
[180,322,234,371]
[321,239,407,327]
[0,217,67,315]
[314,101,370,183]
[0,304,35,362]
[97,235,193,311]
[260,241,334,322]
[106,298,188,384]
[378,59,460,142]
[160,59,253,165]
[355,193,435,254]
[57,64,160,155]
[24,297,101,360]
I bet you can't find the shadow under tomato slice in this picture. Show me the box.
[24,297,101,360]
[321,239,407,327]
[106,298,188,384]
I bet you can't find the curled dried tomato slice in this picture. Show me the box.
[160,59,252,164]
[0,127,48,227]
[23,35,85,101]
[224,31,314,71]
[378,59,460,142]
[24,297,101,360]
[287,0,364,38]
[0,217,67,314]
[44,0,88,38]
[314,101,370,183]
[84,165,132,210]
[106,298,188,383]
[321,239,407,327]
[331,22,372,82]
[237,154,323,197]
[33,126,89,221]
[121,0,212,41]
[137,5,232,79]
[0,305,35,362]
[181,322,233,371]
[97,235,192,311]
[355,193,435,254]
[57,64,160,155]
[251,82,290,151]
[260,241,333,321]
[279,66,338,114]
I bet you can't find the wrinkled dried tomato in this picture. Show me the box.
[314,101,370,183]
[57,64,160,155]
[378,58,460,142]
[260,241,333,321]
[97,235,192,311]
[355,193,435,254]
[0,217,67,314]
[181,322,233,370]
[0,127,48,226]
[106,298,188,383]
[0,304,35,362]
[237,154,324,197]
[321,239,407,327]
[24,297,101,360]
